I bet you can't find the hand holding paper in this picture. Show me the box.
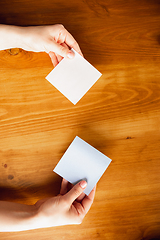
[46,49,102,104]
[54,136,112,195]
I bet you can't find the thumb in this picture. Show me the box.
[47,41,75,59]
[64,181,87,204]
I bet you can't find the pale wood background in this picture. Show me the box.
[0,0,160,239]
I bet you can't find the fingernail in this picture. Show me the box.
[80,181,87,189]
[67,51,74,59]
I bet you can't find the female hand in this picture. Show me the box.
[35,179,96,228]
[18,24,83,66]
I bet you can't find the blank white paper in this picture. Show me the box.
[46,49,102,104]
[53,136,112,195]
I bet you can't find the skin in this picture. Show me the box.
[0,179,96,232]
[0,24,95,232]
[0,24,83,66]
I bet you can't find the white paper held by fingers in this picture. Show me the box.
[46,49,102,105]
[53,136,112,195]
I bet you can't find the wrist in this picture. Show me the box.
[34,206,56,229]
[0,24,24,50]
[18,204,48,231]
[6,204,51,232]
[13,204,41,232]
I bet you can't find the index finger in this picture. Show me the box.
[81,185,96,214]
[60,178,68,195]
[63,29,84,57]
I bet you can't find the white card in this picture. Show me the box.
[53,136,112,195]
[46,49,102,104]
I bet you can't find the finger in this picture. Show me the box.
[55,53,63,63]
[49,25,83,58]
[55,42,70,63]
[76,192,86,202]
[73,201,85,215]
[56,42,69,62]
[55,43,69,62]
[46,40,75,59]
[67,182,74,192]
[63,29,83,57]
[48,51,59,67]
[63,181,87,204]
[60,178,68,195]
[81,185,96,214]
[61,42,70,50]
[67,40,83,57]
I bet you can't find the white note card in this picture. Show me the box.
[53,136,112,195]
[46,49,102,105]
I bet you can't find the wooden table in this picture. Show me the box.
[0,0,160,239]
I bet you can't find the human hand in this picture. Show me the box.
[18,24,83,66]
[35,179,96,228]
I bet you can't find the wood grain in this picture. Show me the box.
[0,0,160,239]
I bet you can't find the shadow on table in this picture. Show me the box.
[0,175,61,203]
[76,124,115,159]
[142,225,160,240]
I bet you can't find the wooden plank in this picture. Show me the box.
[0,0,160,239]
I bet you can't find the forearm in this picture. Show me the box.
[0,180,95,232]
[0,24,82,66]
[0,24,23,50]
[0,201,40,232]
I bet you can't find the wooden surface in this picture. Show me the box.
[0,0,160,239]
